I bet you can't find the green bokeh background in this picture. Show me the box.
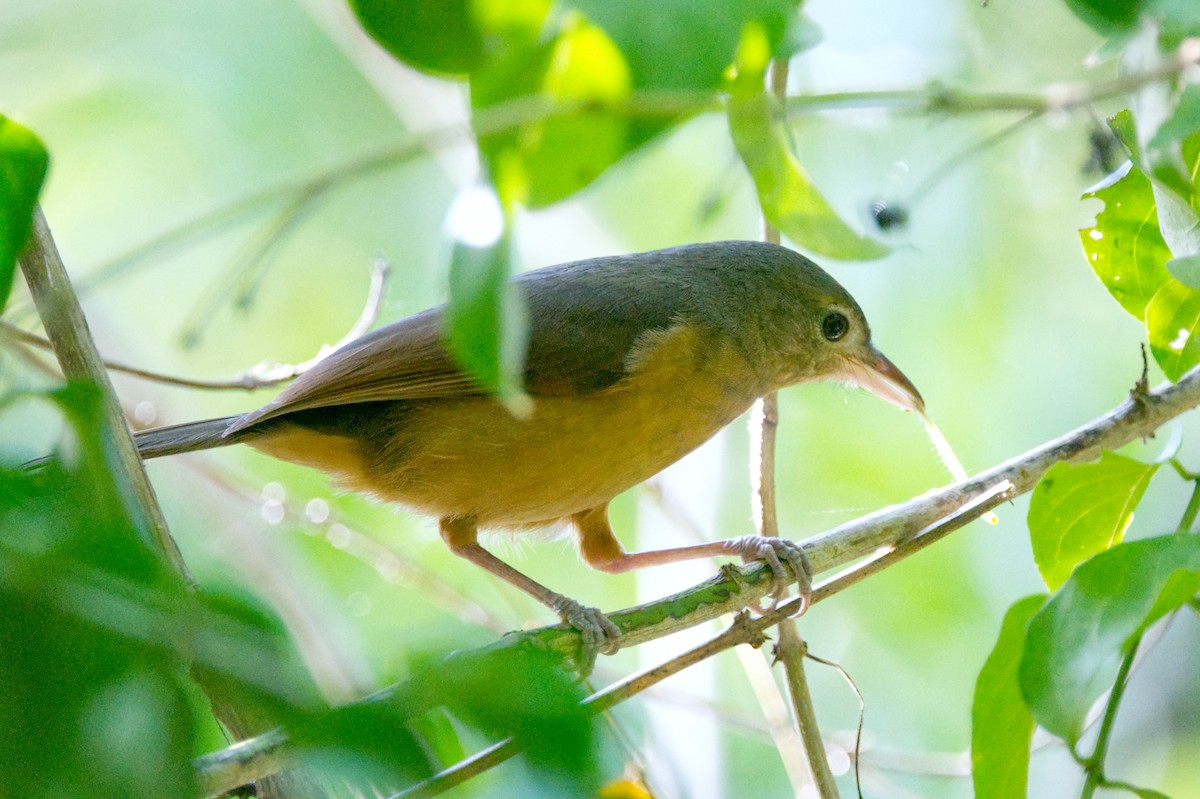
[3,0,1198,796]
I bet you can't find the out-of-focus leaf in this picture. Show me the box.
[0,384,197,799]
[1151,0,1200,49]
[1059,0,1146,33]
[406,708,467,771]
[410,645,601,794]
[444,193,530,414]
[1167,253,1200,288]
[1019,535,1200,745]
[727,30,888,261]
[472,17,634,207]
[1145,90,1200,220]
[972,595,1046,799]
[565,0,801,92]
[289,702,433,790]
[346,0,488,76]
[1027,452,1159,591]
[0,115,49,312]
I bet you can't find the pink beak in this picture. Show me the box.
[842,347,925,413]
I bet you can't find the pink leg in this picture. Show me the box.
[439,516,620,655]
[572,505,812,600]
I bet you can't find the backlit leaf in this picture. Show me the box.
[1027,452,1159,591]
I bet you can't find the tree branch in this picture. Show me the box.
[195,363,1200,797]
[17,207,188,576]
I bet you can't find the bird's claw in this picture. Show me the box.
[551,596,620,674]
[725,535,813,612]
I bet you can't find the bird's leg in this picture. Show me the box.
[572,506,812,610]
[438,516,621,661]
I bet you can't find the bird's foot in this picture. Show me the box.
[550,596,621,674]
[725,535,813,612]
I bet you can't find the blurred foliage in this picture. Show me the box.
[3,0,1200,797]
[0,384,598,794]
[0,115,47,311]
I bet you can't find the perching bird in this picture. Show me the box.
[128,241,923,654]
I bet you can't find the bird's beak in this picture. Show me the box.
[842,347,925,413]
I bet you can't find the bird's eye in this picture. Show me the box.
[821,311,849,342]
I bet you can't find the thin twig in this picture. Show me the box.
[1,258,390,392]
[18,41,1192,326]
[759,54,839,798]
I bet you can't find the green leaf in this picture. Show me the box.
[1082,161,1173,319]
[346,0,489,76]
[412,645,601,794]
[565,0,801,92]
[0,115,49,312]
[1027,452,1159,591]
[1019,534,1200,746]
[471,17,635,207]
[444,200,530,414]
[727,39,888,261]
[972,595,1046,799]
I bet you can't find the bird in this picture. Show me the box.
[127,240,924,655]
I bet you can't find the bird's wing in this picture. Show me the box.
[227,263,688,434]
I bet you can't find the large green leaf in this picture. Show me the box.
[1027,452,1159,591]
[727,31,888,261]
[972,595,1047,799]
[1019,534,1200,745]
[0,115,49,312]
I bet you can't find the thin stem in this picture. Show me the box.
[1177,479,1200,533]
[759,53,839,799]
[1079,635,1140,799]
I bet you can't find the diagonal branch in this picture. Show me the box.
[195,363,1200,797]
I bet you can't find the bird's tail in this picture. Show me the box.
[133,416,244,459]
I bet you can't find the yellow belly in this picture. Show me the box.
[250,324,768,527]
